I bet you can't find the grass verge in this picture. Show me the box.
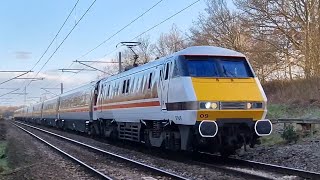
[0,141,8,173]
[260,133,285,146]
[267,104,320,119]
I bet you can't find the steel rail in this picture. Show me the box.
[14,121,189,180]
[228,156,320,179]
[197,152,320,179]
[191,155,275,180]
[12,123,112,180]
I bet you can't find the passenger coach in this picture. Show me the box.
[14,46,272,156]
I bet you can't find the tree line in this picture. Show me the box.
[106,0,320,83]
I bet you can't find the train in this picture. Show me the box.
[14,46,272,156]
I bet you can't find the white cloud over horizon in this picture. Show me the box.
[0,56,117,106]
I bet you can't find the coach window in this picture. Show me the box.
[100,84,104,104]
[135,77,140,92]
[165,63,169,80]
[140,76,144,92]
[102,84,106,101]
[117,82,121,96]
[113,83,116,96]
[85,92,90,106]
[148,73,152,89]
[106,84,110,97]
[130,77,135,93]
[126,79,130,93]
[121,80,125,94]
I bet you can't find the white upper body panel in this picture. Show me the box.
[173,46,245,57]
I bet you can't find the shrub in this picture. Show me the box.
[281,124,299,143]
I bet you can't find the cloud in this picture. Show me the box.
[0,71,95,106]
[0,56,116,105]
[14,51,32,60]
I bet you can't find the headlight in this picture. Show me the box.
[200,102,219,109]
[246,102,252,109]
[247,102,263,109]
[211,102,218,109]
[205,102,211,109]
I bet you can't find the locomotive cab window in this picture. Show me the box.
[174,56,254,78]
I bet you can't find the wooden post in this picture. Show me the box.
[311,124,314,138]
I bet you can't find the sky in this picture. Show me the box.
[0,0,207,106]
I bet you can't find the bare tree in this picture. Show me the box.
[137,36,154,64]
[189,0,283,81]
[190,0,251,52]
[235,0,320,78]
[152,24,187,57]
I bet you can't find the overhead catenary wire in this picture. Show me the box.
[95,0,201,60]
[75,0,165,61]
[48,0,201,94]
[26,0,98,87]
[44,0,165,89]
[30,0,80,72]
[0,0,80,99]
[0,89,20,98]
[5,0,95,103]
[0,71,31,86]
[38,0,201,100]
[131,0,201,40]
[18,0,80,90]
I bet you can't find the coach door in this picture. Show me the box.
[160,60,172,110]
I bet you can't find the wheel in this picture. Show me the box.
[87,124,95,137]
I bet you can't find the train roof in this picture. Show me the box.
[173,46,245,57]
[59,81,95,98]
[100,46,246,82]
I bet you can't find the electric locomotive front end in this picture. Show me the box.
[173,47,272,154]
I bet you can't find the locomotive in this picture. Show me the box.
[14,46,272,155]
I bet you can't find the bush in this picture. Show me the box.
[281,124,299,143]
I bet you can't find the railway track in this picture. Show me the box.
[13,121,188,180]
[14,121,320,180]
[193,152,320,180]
[13,123,111,180]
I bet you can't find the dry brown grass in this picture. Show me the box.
[263,77,320,107]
